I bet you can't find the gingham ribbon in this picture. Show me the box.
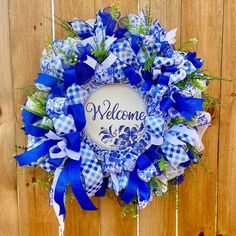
[161,124,202,168]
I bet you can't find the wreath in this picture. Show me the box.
[14,5,214,232]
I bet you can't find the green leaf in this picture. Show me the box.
[111,2,120,21]
[91,41,109,64]
[176,37,198,52]
[158,157,168,172]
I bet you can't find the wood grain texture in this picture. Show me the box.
[55,0,96,39]
[178,1,223,235]
[95,2,139,236]
[0,0,19,235]
[10,1,58,235]
[139,1,181,236]
[217,0,236,235]
[2,1,236,235]
[54,1,101,235]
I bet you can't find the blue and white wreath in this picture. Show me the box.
[15,6,212,231]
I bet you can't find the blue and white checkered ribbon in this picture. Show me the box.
[66,84,89,105]
[145,116,165,139]
[53,114,77,136]
[71,19,94,38]
[94,14,105,43]
[161,124,202,168]
[111,40,138,67]
[80,141,103,196]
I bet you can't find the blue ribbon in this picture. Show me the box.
[173,93,204,120]
[119,154,151,205]
[130,35,141,54]
[35,73,58,87]
[185,52,203,69]
[15,103,97,216]
[158,74,169,85]
[22,109,52,137]
[67,159,97,210]
[123,66,142,85]
[54,158,97,216]
[144,145,164,175]
[160,93,204,120]
[98,8,117,36]
[64,62,94,89]
[15,140,57,166]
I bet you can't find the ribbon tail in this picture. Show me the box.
[68,159,97,210]
[14,140,56,166]
[54,164,69,217]
[95,177,109,197]
[119,168,138,204]
[138,180,151,203]
[50,168,65,235]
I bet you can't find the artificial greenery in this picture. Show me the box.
[158,156,168,172]
[169,117,197,127]
[176,37,198,52]
[149,176,167,195]
[45,15,78,38]
[203,93,221,109]
[120,197,139,218]
[145,0,153,28]
[34,171,54,190]
[110,2,120,21]
[22,91,48,117]
[92,41,109,64]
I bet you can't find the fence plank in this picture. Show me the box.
[139,1,181,236]
[218,0,236,235]
[178,1,223,235]
[93,2,139,236]
[10,1,58,235]
[0,0,19,235]
[54,1,101,235]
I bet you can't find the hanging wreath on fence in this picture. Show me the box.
[14,3,218,233]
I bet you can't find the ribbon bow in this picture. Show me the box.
[15,103,98,227]
[119,154,158,209]
[160,92,205,120]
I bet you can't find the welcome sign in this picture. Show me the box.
[85,84,146,149]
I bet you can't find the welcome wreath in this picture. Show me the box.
[14,4,217,233]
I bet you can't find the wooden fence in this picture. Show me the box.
[0,0,235,235]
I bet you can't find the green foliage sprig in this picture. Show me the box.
[121,198,139,218]
[203,93,221,109]
[176,70,229,91]
[92,41,109,64]
[169,117,197,127]
[149,176,167,196]
[44,15,78,38]
[111,2,120,21]
[145,0,153,28]
[22,91,48,117]
[157,157,168,172]
[34,172,54,190]
[177,37,198,52]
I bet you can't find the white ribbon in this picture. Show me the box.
[168,124,203,150]
[85,53,117,70]
[45,131,81,161]
[50,168,64,236]
[110,173,120,195]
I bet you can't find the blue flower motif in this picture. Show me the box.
[114,136,131,149]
